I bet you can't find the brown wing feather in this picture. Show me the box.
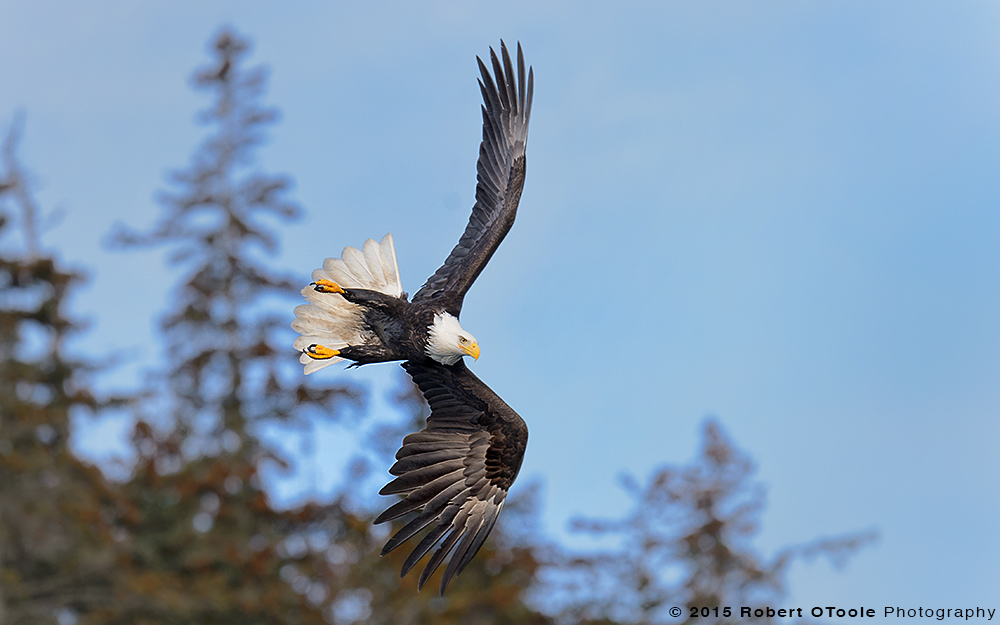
[375,360,528,594]
[412,41,534,315]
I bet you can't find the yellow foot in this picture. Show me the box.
[311,279,344,294]
[304,344,340,360]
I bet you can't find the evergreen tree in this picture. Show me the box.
[105,28,358,624]
[110,28,357,447]
[548,419,875,625]
[0,119,119,625]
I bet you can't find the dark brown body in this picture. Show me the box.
[333,287,440,366]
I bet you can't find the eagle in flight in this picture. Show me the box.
[292,41,533,594]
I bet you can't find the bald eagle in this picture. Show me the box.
[292,42,533,593]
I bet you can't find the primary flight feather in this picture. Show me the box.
[292,41,533,594]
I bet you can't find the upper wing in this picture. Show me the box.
[374,360,528,594]
[412,41,534,315]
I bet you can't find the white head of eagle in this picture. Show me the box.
[426,312,480,365]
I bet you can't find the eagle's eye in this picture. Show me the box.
[459,336,468,344]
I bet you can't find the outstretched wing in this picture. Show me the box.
[375,360,528,594]
[412,41,534,315]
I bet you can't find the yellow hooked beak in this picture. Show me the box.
[461,341,480,361]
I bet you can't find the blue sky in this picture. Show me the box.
[3,0,999,613]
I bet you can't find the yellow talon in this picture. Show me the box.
[311,279,344,294]
[305,344,340,360]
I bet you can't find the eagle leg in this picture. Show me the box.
[303,344,340,360]
[337,344,399,366]
[337,287,404,312]
[311,279,344,294]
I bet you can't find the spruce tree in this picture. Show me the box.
[0,119,118,625]
[106,29,357,624]
[551,420,875,625]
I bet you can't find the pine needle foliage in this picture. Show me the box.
[103,28,361,623]
[110,28,358,445]
[0,119,119,625]
[547,419,875,625]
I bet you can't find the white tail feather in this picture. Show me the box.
[291,234,403,374]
